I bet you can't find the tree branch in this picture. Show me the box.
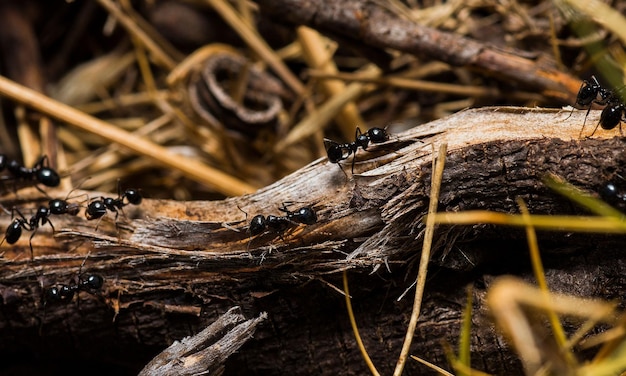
[255,0,581,102]
[0,107,624,374]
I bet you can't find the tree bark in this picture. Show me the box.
[0,107,625,375]
[255,0,582,103]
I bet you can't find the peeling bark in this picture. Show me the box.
[0,107,625,374]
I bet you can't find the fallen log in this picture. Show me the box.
[0,107,624,375]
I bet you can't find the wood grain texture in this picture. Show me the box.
[0,107,624,375]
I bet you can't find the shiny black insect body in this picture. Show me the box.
[0,155,60,188]
[1,197,80,259]
[3,206,54,259]
[591,97,626,137]
[5,215,31,245]
[248,205,317,236]
[574,77,626,137]
[45,273,104,305]
[600,182,626,209]
[85,188,143,220]
[48,198,80,216]
[325,127,389,173]
[575,76,612,109]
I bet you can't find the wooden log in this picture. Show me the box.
[0,107,624,374]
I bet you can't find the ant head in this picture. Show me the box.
[576,77,603,106]
[249,215,266,236]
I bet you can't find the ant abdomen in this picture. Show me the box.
[599,103,625,131]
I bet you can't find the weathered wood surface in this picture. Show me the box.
[0,107,625,375]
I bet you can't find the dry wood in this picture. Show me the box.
[139,307,267,376]
[255,0,582,103]
[0,107,625,374]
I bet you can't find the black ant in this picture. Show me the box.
[2,207,52,260]
[572,76,626,137]
[85,187,142,221]
[0,155,60,188]
[588,96,626,137]
[248,205,317,236]
[600,181,626,209]
[1,196,81,259]
[44,273,104,305]
[325,127,389,174]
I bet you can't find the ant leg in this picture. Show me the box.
[28,227,39,261]
[40,155,51,167]
[338,162,348,178]
[76,251,91,310]
[246,235,254,251]
[93,215,105,231]
[589,120,602,137]
[578,107,593,138]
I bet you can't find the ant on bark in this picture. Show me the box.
[85,187,143,221]
[41,252,105,324]
[1,195,81,259]
[573,77,626,137]
[0,155,61,189]
[44,273,104,305]
[325,127,389,174]
[248,205,318,236]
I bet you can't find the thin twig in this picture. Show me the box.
[394,143,447,376]
[0,75,257,196]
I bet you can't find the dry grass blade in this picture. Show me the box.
[393,143,447,376]
[457,287,473,375]
[0,75,256,196]
[205,0,305,95]
[543,173,625,218]
[517,198,571,363]
[274,66,380,153]
[343,270,380,376]
[564,0,626,49]
[166,43,239,86]
[432,212,626,233]
[487,276,617,375]
[50,52,135,105]
[410,355,454,376]
[307,70,501,98]
[297,26,364,140]
[96,0,177,70]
